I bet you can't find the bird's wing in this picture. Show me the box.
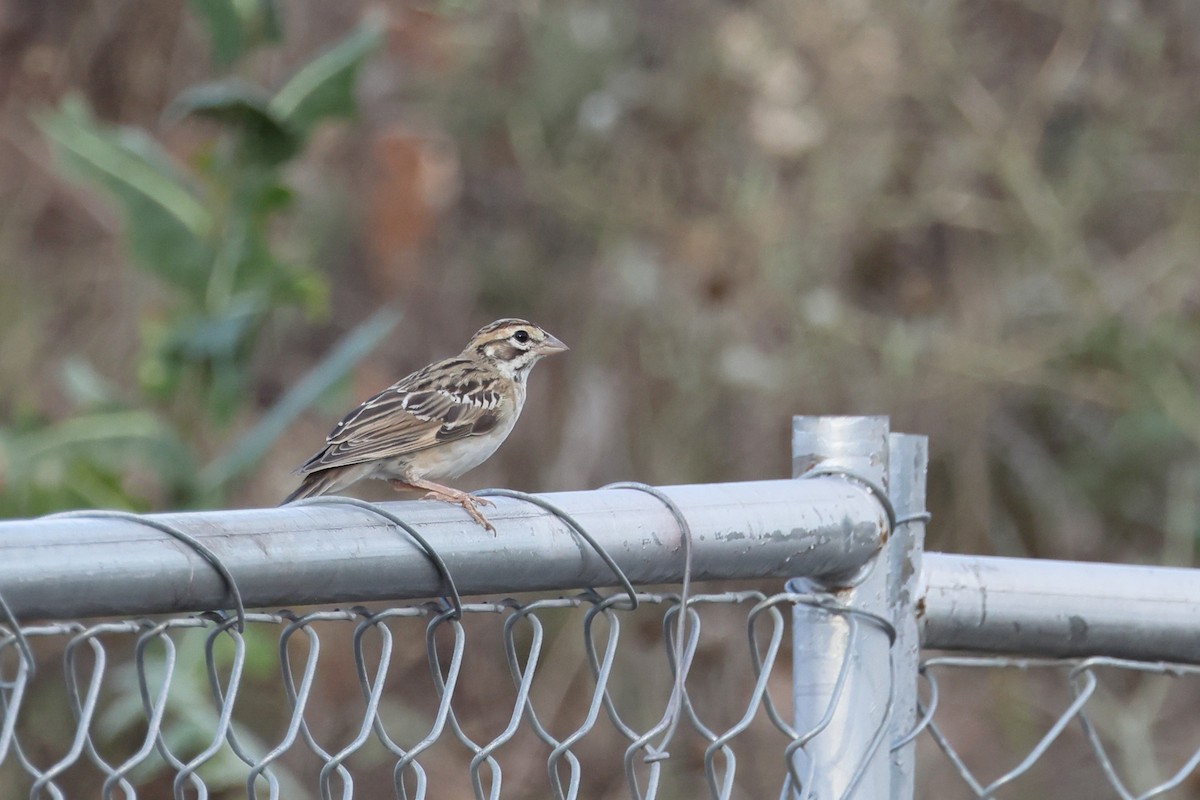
[294,358,508,474]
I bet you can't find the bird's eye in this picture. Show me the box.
[513,329,531,344]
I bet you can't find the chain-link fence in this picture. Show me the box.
[7,601,1200,798]
[917,655,1200,799]
[2,416,1199,799]
[0,589,903,800]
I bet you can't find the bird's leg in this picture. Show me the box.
[403,478,496,532]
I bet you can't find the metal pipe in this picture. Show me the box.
[921,553,1200,664]
[0,479,884,621]
[790,415,893,800]
[886,433,928,800]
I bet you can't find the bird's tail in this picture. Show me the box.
[281,470,344,505]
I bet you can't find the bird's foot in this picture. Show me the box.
[425,490,495,533]
[406,480,496,533]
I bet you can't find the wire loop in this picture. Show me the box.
[474,488,640,611]
[291,496,465,619]
[44,509,248,633]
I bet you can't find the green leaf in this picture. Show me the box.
[59,358,120,410]
[0,410,197,514]
[200,307,401,490]
[38,95,216,295]
[186,0,284,68]
[41,96,211,237]
[272,264,328,318]
[269,13,384,135]
[158,294,267,367]
[255,0,285,43]
[166,78,300,164]
[9,410,187,465]
[187,0,245,67]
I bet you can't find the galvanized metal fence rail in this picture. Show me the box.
[0,416,1198,799]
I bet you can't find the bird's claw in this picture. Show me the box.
[460,496,496,533]
[422,490,496,533]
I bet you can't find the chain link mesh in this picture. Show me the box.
[915,655,1200,799]
[6,598,1200,798]
[0,589,896,800]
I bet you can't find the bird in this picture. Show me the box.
[283,318,568,530]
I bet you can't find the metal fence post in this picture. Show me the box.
[885,433,928,800]
[789,416,893,799]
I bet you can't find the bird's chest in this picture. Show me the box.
[420,418,516,478]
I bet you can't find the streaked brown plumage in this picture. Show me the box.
[284,319,568,529]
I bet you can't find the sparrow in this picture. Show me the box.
[283,318,568,530]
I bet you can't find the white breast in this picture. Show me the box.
[413,414,519,479]
[408,381,525,481]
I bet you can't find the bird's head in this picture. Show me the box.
[465,318,569,379]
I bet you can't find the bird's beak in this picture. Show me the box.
[537,333,570,355]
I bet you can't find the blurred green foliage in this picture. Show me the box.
[186,0,284,68]
[1,5,387,515]
[1,6,393,796]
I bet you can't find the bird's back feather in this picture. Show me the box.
[293,358,514,476]
[281,469,346,504]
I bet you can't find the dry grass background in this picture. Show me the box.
[3,0,1200,797]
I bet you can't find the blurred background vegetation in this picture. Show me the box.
[2,0,1200,797]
